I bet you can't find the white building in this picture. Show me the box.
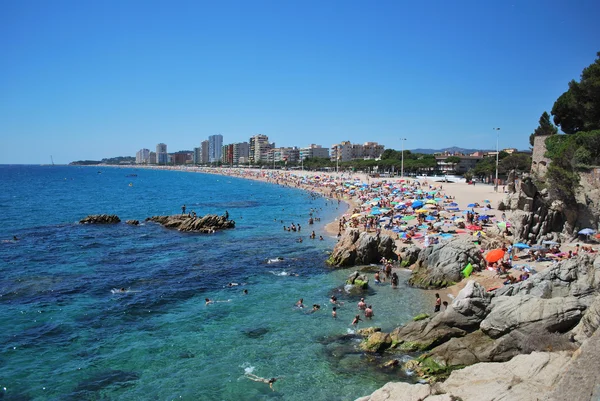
[249,134,272,164]
[330,141,384,162]
[300,144,329,160]
[136,148,150,164]
[208,134,223,163]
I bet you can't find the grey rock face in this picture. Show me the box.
[327,229,396,267]
[408,238,482,289]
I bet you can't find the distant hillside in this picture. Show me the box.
[410,146,488,154]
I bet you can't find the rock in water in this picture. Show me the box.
[126,220,139,225]
[327,229,396,267]
[145,214,235,233]
[79,214,121,224]
[408,237,482,289]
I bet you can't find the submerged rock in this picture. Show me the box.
[126,220,139,225]
[79,214,121,224]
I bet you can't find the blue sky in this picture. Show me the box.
[1,0,599,164]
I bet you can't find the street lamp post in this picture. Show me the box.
[336,146,339,174]
[493,128,500,191]
[400,138,407,178]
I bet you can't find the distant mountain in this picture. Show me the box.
[409,146,489,155]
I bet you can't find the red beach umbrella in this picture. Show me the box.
[485,249,505,263]
[467,225,482,231]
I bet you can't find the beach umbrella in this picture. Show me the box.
[401,215,416,221]
[425,204,437,209]
[425,216,436,221]
[416,208,429,214]
[449,202,458,207]
[478,215,490,220]
[578,228,595,235]
[425,199,437,204]
[467,203,476,208]
[433,221,444,227]
[351,213,362,218]
[467,225,482,230]
[497,221,507,229]
[513,243,530,249]
[412,200,424,208]
[484,200,490,203]
[485,249,505,263]
[392,227,401,233]
[542,240,559,245]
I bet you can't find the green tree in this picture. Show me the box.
[529,111,558,147]
[551,52,600,135]
[499,153,532,174]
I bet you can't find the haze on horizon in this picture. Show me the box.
[1,0,599,165]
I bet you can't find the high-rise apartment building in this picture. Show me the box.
[156,143,168,165]
[221,144,234,165]
[233,142,250,164]
[208,134,223,163]
[201,140,210,164]
[330,141,384,162]
[149,152,157,164]
[193,147,202,164]
[136,148,150,164]
[249,134,272,164]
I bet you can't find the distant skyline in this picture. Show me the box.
[1,0,599,164]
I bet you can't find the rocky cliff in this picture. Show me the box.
[355,253,600,401]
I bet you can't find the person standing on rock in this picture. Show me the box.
[181,204,186,215]
[434,293,441,312]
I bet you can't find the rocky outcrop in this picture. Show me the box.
[79,214,121,224]
[145,214,235,233]
[408,238,482,289]
[389,281,492,352]
[126,220,139,225]
[327,229,396,267]
[345,271,369,289]
[356,352,572,401]
[401,245,421,267]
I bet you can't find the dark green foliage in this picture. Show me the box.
[551,52,600,135]
[530,111,558,146]
[499,153,532,174]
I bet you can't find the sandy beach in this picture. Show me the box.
[129,165,591,312]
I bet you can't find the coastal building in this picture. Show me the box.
[268,147,300,164]
[193,147,201,164]
[172,151,193,165]
[201,140,210,164]
[330,141,384,162]
[249,134,273,164]
[149,151,156,164]
[208,134,223,163]
[435,155,483,174]
[300,144,329,160]
[221,144,234,165]
[232,142,250,165]
[156,143,168,165]
[136,148,150,164]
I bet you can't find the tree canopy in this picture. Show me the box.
[529,111,558,147]
[551,52,600,135]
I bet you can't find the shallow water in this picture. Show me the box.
[0,165,432,400]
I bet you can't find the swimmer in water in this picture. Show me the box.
[296,298,304,308]
[205,298,213,305]
[243,289,248,295]
[352,314,362,325]
[244,373,279,391]
[332,306,337,319]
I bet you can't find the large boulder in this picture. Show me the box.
[572,293,600,343]
[79,214,121,224]
[360,331,392,353]
[389,281,491,351]
[145,214,235,233]
[327,229,396,267]
[408,238,482,289]
[480,295,586,339]
[401,245,421,267]
[494,254,600,303]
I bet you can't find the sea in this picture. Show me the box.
[0,165,432,401]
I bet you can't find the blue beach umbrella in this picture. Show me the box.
[412,201,424,208]
[467,203,476,208]
[578,228,595,235]
[513,243,530,249]
[449,202,458,207]
[425,216,436,221]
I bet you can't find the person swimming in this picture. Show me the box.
[205,298,213,305]
[295,298,304,308]
[244,373,279,391]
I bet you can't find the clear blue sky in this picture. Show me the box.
[1,0,599,164]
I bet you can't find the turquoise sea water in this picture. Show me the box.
[0,165,432,401]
